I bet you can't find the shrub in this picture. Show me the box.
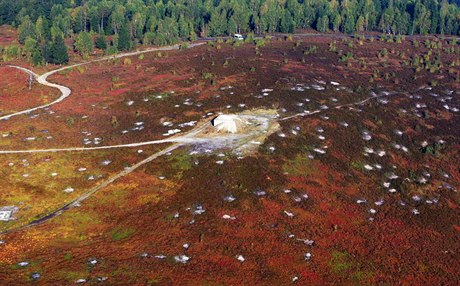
[95,34,107,50]
[105,46,118,55]
[255,39,266,48]
[329,41,337,52]
[339,51,354,62]
[378,48,389,58]
[304,45,318,55]
[2,45,21,61]
[201,72,214,79]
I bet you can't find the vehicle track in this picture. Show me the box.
[0,43,203,121]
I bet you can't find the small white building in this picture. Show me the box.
[211,115,246,133]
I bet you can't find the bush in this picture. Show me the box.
[328,41,337,52]
[201,72,214,79]
[378,48,389,58]
[105,46,118,55]
[95,34,107,50]
[255,39,266,48]
[304,45,318,55]
[339,51,354,62]
[2,45,21,61]
[232,40,243,47]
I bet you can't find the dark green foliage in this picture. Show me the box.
[74,31,93,58]
[420,143,443,156]
[49,34,69,64]
[31,48,44,66]
[117,24,132,51]
[1,0,458,46]
[95,33,107,50]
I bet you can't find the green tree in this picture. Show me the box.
[356,15,365,32]
[117,23,132,51]
[31,48,44,66]
[23,37,39,60]
[227,17,238,35]
[317,15,329,33]
[75,31,93,58]
[280,10,295,33]
[18,16,36,44]
[95,33,107,50]
[110,4,125,34]
[209,10,227,36]
[2,45,21,61]
[35,16,49,43]
[178,15,190,38]
[50,33,69,64]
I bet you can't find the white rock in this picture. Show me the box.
[63,187,75,193]
[174,255,190,264]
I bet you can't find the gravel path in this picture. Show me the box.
[0,43,203,122]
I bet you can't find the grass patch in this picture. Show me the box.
[329,251,353,273]
[171,152,194,172]
[350,161,365,171]
[282,154,316,177]
[352,270,374,284]
[110,226,136,241]
[64,252,72,260]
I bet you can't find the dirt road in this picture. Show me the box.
[0,43,204,121]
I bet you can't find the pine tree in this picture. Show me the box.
[24,37,38,60]
[117,24,131,51]
[178,15,190,38]
[31,48,44,66]
[75,31,93,58]
[18,16,36,44]
[50,34,69,64]
[95,33,107,50]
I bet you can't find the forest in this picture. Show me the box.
[0,0,459,65]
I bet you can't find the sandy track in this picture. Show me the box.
[0,43,203,121]
[0,137,206,154]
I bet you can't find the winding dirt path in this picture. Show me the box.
[0,43,204,121]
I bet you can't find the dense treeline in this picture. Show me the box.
[0,0,458,65]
